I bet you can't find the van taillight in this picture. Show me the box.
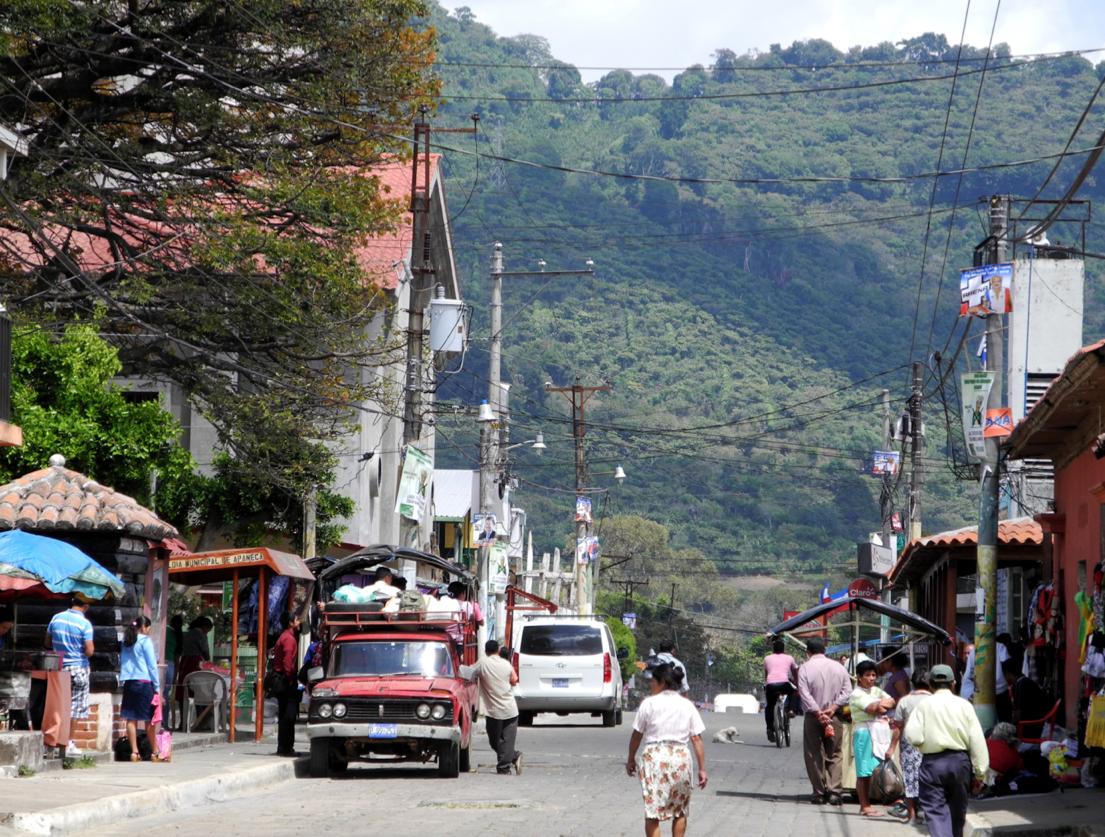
[603,652,612,683]
[512,652,520,678]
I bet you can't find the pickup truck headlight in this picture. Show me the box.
[416,702,431,719]
[332,703,347,719]
[431,704,447,720]
[317,703,333,719]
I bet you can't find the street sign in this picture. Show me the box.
[857,543,894,577]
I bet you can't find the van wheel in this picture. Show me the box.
[615,709,623,726]
[459,736,471,773]
[519,711,534,727]
[602,709,616,727]
[309,737,331,779]
[438,740,460,779]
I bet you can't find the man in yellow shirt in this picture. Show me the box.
[904,665,989,837]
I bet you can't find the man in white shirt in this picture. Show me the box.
[961,640,1011,720]
[472,640,522,775]
[361,566,400,603]
[656,640,690,697]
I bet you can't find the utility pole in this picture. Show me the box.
[547,378,611,615]
[609,578,649,613]
[668,583,677,639]
[482,252,595,643]
[880,388,893,552]
[909,362,924,541]
[974,194,1009,730]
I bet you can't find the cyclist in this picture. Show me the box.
[764,638,798,743]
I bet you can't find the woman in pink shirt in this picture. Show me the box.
[764,639,798,743]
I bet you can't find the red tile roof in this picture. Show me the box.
[0,461,177,540]
[890,516,1042,583]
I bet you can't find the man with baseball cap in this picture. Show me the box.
[904,665,989,837]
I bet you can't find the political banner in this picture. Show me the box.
[577,536,600,564]
[984,408,1014,438]
[960,263,1012,317]
[622,613,637,630]
[394,444,432,522]
[961,371,996,460]
[489,541,510,594]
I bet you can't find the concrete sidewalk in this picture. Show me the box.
[966,786,1105,837]
[0,731,305,836]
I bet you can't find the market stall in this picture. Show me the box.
[168,547,313,743]
[0,529,126,749]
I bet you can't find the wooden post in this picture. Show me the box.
[539,552,550,599]
[230,567,238,744]
[551,548,563,605]
[256,568,267,743]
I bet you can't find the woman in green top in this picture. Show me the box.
[848,659,896,816]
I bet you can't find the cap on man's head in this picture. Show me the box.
[929,664,955,685]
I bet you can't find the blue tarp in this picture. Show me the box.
[0,529,126,599]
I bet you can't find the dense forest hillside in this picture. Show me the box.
[425,3,1105,575]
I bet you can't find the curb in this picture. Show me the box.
[964,812,992,837]
[0,757,305,836]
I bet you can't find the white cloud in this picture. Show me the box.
[449,0,1105,82]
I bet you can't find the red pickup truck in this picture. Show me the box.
[307,547,480,779]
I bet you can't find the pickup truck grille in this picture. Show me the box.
[309,697,454,725]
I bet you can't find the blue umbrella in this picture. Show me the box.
[0,529,126,600]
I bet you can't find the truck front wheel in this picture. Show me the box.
[309,737,331,779]
[438,739,460,779]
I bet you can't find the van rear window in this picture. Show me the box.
[520,624,603,656]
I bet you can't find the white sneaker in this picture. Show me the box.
[66,740,81,757]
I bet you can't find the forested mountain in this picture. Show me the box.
[425,3,1105,575]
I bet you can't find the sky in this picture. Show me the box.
[447,0,1105,82]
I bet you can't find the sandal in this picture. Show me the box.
[130,754,141,762]
[150,753,168,763]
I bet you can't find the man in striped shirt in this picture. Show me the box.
[46,598,95,757]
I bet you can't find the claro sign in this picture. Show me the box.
[847,579,879,599]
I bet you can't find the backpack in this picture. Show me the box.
[399,590,426,612]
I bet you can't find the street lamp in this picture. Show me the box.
[501,432,546,454]
[590,464,627,485]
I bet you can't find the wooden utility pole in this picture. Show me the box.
[546,379,610,614]
[974,194,1009,730]
[909,362,924,541]
[668,583,677,638]
[609,578,649,613]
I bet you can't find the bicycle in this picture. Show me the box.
[773,691,791,748]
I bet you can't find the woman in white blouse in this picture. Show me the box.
[626,663,708,836]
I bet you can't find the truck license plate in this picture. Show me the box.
[368,724,398,738]
[551,678,568,688]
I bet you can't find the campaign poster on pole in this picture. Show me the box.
[960,372,996,460]
[394,444,432,522]
[984,408,1014,438]
[959,263,1012,317]
[577,536,600,564]
[622,613,637,630]
[872,451,900,476]
[575,497,592,522]
[473,513,497,544]
[489,541,510,594]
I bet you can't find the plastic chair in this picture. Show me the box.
[1017,698,1062,744]
[182,671,229,733]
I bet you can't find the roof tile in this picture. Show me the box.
[0,465,176,540]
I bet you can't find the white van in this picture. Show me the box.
[512,617,626,727]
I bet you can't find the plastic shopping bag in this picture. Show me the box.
[156,730,172,762]
[151,692,163,725]
[1087,694,1105,749]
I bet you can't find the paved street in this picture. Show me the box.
[83,712,890,837]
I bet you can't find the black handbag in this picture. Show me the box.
[263,668,289,699]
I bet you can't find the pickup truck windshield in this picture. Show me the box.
[331,640,455,678]
[520,624,603,656]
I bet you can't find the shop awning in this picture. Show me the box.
[168,546,313,586]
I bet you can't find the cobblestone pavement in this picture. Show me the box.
[84,713,897,837]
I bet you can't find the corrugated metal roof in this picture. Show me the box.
[433,469,475,521]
